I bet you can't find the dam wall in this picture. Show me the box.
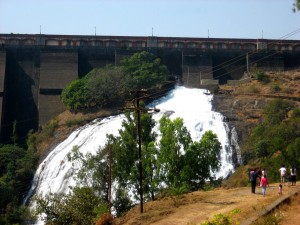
[0,34,299,143]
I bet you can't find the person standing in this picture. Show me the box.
[290,166,297,186]
[261,168,266,177]
[278,184,283,195]
[261,175,268,197]
[279,165,287,185]
[250,168,259,193]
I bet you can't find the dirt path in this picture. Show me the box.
[114,184,300,225]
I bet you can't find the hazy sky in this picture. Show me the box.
[1,0,300,40]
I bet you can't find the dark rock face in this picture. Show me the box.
[212,93,271,166]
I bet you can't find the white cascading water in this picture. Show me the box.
[25,86,236,224]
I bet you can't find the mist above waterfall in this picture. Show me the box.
[26,86,236,224]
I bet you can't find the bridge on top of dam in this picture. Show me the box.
[0,33,300,144]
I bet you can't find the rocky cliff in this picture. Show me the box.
[213,70,300,165]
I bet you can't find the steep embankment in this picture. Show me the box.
[213,70,300,165]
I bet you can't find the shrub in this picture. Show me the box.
[65,118,85,127]
[43,119,58,138]
[201,213,233,225]
[95,213,113,225]
[246,84,260,94]
[254,71,270,83]
[271,83,281,92]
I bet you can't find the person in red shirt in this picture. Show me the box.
[261,175,268,197]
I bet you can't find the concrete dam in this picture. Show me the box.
[0,33,299,143]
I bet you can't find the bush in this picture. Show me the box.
[271,83,281,92]
[201,213,233,225]
[65,118,85,127]
[246,84,260,94]
[254,71,270,83]
[61,78,90,110]
[95,213,113,225]
[43,119,58,138]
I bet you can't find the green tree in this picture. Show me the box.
[182,131,222,190]
[35,187,103,225]
[121,51,168,89]
[157,116,221,190]
[0,144,36,224]
[157,116,192,188]
[86,65,132,107]
[113,109,157,200]
[61,77,90,110]
[68,145,111,203]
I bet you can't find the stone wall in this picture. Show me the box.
[39,51,78,125]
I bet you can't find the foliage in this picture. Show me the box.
[157,116,192,188]
[201,213,234,225]
[35,187,103,225]
[121,51,168,89]
[42,118,59,138]
[169,184,189,207]
[247,99,300,183]
[61,77,90,110]
[157,116,221,191]
[271,83,281,92]
[68,145,111,202]
[254,71,270,83]
[86,66,132,107]
[255,140,270,157]
[0,144,36,224]
[262,98,294,125]
[112,187,132,217]
[113,109,157,201]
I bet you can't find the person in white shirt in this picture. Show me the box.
[279,165,287,185]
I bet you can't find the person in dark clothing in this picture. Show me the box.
[250,168,259,193]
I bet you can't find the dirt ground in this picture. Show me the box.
[113,183,299,225]
[276,190,300,225]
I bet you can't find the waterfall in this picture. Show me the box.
[25,86,237,224]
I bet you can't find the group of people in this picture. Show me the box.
[249,165,297,197]
[279,164,297,186]
[249,168,267,196]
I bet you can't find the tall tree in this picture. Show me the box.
[113,109,157,200]
[157,116,222,190]
[157,116,192,188]
[121,51,168,89]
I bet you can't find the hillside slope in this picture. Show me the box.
[213,70,300,164]
[113,184,300,225]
